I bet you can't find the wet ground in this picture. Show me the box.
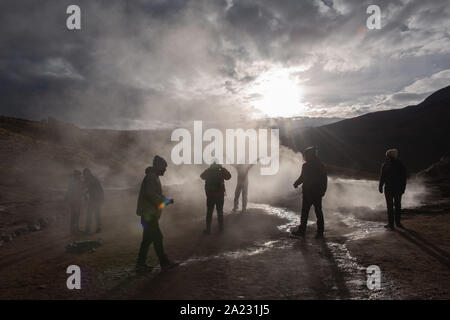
[0,179,449,299]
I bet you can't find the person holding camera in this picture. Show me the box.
[200,162,232,234]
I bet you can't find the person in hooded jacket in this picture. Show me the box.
[136,155,178,273]
[291,147,328,239]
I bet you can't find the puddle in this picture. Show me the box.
[102,196,397,298]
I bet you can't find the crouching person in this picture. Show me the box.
[136,155,178,273]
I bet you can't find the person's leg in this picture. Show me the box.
[70,204,76,234]
[205,197,214,233]
[149,222,167,265]
[74,204,81,233]
[137,223,152,266]
[216,196,225,232]
[296,196,312,234]
[313,197,324,235]
[95,202,102,232]
[394,193,402,227]
[85,202,93,232]
[242,181,248,212]
[70,204,81,234]
[385,191,395,228]
[233,183,242,211]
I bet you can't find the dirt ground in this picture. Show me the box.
[0,185,449,300]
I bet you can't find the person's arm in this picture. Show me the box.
[400,163,407,194]
[65,181,73,202]
[320,164,328,196]
[97,180,105,202]
[200,168,209,180]
[379,164,386,193]
[221,167,232,180]
[293,164,305,188]
[144,175,166,207]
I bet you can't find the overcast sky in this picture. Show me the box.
[1,0,449,129]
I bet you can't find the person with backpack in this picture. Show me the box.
[200,162,232,234]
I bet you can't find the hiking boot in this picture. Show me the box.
[291,229,305,237]
[395,223,404,229]
[161,259,180,271]
[314,233,324,239]
[384,224,395,231]
[136,263,153,274]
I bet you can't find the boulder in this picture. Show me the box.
[1,232,14,242]
[14,226,29,236]
[27,221,41,232]
[65,239,103,254]
[38,217,50,228]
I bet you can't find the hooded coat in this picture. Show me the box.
[379,159,407,194]
[136,167,167,223]
[294,159,328,200]
[200,164,232,197]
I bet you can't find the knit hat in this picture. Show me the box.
[386,148,399,159]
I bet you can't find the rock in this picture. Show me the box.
[38,217,49,228]
[1,232,14,242]
[27,221,41,232]
[14,226,29,236]
[65,239,103,254]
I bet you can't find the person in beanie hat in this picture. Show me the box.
[136,155,178,272]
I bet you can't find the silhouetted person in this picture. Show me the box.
[83,168,104,233]
[232,164,255,213]
[136,156,178,273]
[292,147,328,239]
[65,170,83,235]
[200,162,231,234]
[379,148,407,230]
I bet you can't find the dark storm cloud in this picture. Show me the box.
[0,0,449,127]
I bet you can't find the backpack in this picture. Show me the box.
[205,167,224,193]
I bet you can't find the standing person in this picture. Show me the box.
[136,155,178,273]
[83,168,104,234]
[65,170,84,235]
[291,147,328,239]
[200,162,232,234]
[232,163,255,213]
[379,148,407,230]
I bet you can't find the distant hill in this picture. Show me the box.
[281,86,450,174]
[419,151,450,181]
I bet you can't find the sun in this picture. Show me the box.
[248,67,305,118]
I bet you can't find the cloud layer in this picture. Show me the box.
[0,0,449,128]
